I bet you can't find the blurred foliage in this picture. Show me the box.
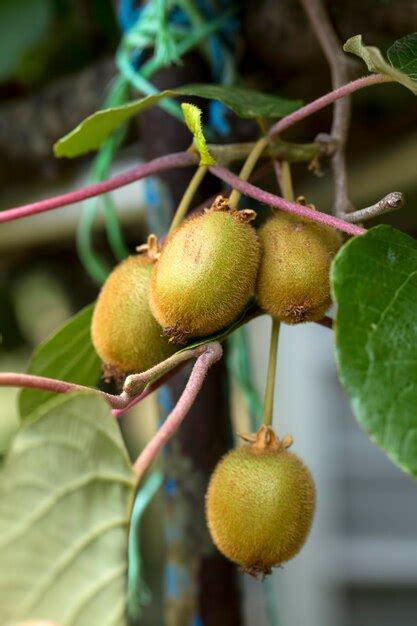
[19,303,100,420]
[1,0,118,89]
[12,269,71,346]
[0,0,53,83]
[0,285,23,351]
[0,351,27,460]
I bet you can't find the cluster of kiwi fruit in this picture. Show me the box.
[92,194,340,376]
[91,193,341,574]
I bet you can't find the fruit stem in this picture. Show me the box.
[168,164,208,234]
[262,159,293,427]
[280,160,295,202]
[228,136,269,210]
[263,318,280,427]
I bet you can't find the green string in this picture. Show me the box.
[115,49,184,122]
[116,5,237,126]
[154,0,180,66]
[77,75,131,283]
[78,2,237,282]
[127,471,164,622]
[140,10,236,78]
[227,326,263,430]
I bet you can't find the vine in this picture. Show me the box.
[0,14,416,621]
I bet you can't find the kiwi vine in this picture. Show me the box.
[0,21,415,594]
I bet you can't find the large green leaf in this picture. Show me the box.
[343,34,417,94]
[331,225,417,475]
[19,304,101,420]
[54,85,302,158]
[176,84,302,119]
[387,32,417,81]
[0,392,136,625]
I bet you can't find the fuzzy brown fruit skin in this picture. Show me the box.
[91,254,175,376]
[149,198,260,342]
[256,211,342,324]
[205,426,316,576]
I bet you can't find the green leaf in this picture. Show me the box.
[343,34,417,94]
[181,103,214,166]
[54,92,167,158]
[0,392,135,625]
[175,84,302,119]
[19,304,101,420]
[331,225,417,476]
[54,85,302,158]
[0,0,52,82]
[387,32,417,81]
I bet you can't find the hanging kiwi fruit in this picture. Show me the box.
[91,235,176,380]
[149,196,261,343]
[256,210,342,324]
[205,425,316,576]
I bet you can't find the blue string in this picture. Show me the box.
[195,0,239,135]
[118,0,141,31]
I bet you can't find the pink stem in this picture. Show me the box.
[0,152,195,223]
[268,74,392,138]
[210,164,365,236]
[0,76,391,226]
[0,372,125,408]
[132,343,223,479]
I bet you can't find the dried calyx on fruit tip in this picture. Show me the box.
[239,425,293,452]
[205,424,316,577]
[150,195,261,344]
[136,233,160,261]
[256,205,342,324]
[91,234,176,382]
[208,195,257,223]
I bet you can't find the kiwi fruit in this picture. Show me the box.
[149,196,261,343]
[205,425,315,576]
[256,211,341,324]
[91,236,176,378]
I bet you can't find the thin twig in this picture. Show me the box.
[111,363,187,419]
[299,0,352,216]
[268,74,392,139]
[0,344,214,414]
[132,342,223,479]
[208,139,325,166]
[210,164,365,236]
[0,152,196,223]
[272,160,283,193]
[120,344,211,399]
[0,76,391,226]
[0,373,126,408]
[341,192,404,223]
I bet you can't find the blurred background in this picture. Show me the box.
[0,1,416,626]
